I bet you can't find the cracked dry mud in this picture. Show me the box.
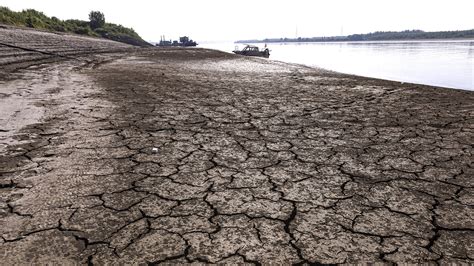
[1,28,474,265]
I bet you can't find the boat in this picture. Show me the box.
[233,45,270,58]
[156,36,198,47]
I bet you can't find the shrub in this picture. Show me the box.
[0,6,150,46]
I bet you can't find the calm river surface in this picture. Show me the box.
[201,40,474,91]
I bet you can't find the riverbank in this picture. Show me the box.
[1,28,473,264]
[203,40,474,91]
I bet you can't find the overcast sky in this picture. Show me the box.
[2,0,473,42]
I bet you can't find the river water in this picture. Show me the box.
[201,40,474,91]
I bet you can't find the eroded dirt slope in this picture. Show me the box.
[0,27,473,264]
[0,24,133,76]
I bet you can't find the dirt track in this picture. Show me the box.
[1,26,473,264]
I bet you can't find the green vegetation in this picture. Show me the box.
[88,11,105,29]
[237,29,474,43]
[0,6,150,46]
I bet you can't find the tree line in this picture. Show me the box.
[0,7,150,46]
[237,29,474,43]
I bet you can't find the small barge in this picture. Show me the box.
[157,36,197,47]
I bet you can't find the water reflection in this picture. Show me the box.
[202,40,474,91]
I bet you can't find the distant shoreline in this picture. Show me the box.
[236,38,474,44]
[237,29,474,44]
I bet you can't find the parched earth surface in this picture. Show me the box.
[1,26,473,264]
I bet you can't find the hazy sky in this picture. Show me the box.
[2,0,473,42]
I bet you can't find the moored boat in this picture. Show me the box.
[233,45,270,58]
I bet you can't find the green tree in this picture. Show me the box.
[88,11,105,29]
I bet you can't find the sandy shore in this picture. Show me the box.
[1,26,473,264]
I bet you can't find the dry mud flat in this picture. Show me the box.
[1,41,473,264]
